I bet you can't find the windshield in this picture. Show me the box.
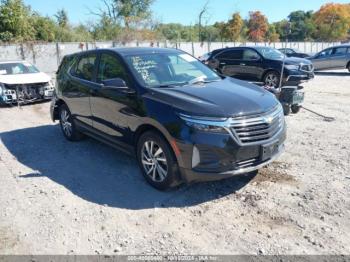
[124,52,221,88]
[0,62,40,75]
[256,47,284,60]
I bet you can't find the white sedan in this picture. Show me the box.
[0,60,54,105]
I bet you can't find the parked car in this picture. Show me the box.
[0,60,54,105]
[308,45,350,71]
[201,46,314,88]
[278,48,310,58]
[51,48,286,190]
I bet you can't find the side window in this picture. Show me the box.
[216,50,243,60]
[71,54,97,81]
[97,53,128,83]
[243,49,260,60]
[318,49,332,58]
[333,47,347,56]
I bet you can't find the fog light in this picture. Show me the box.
[192,146,200,168]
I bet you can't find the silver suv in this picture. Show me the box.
[309,45,350,71]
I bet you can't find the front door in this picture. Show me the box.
[329,47,348,69]
[90,52,136,146]
[312,48,332,70]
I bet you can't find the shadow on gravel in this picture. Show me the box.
[0,125,255,210]
[315,71,350,76]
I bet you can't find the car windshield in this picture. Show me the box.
[0,62,40,75]
[256,47,285,60]
[124,52,221,88]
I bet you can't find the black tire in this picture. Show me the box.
[282,104,291,116]
[347,63,350,73]
[137,131,180,190]
[263,71,281,88]
[291,105,301,114]
[59,104,85,141]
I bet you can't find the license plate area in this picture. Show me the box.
[292,91,304,104]
[261,141,279,161]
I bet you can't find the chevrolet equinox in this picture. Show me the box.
[51,48,286,190]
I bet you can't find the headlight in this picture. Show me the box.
[285,64,299,70]
[179,113,228,133]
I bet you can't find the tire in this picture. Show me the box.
[263,71,281,88]
[291,105,301,114]
[59,104,85,141]
[137,131,180,190]
[347,63,350,73]
[282,104,291,116]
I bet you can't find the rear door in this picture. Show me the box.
[329,47,348,69]
[240,49,264,81]
[312,48,332,70]
[214,49,244,78]
[66,53,98,126]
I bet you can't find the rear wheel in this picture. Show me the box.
[137,131,180,190]
[59,104,85,141]
[263,71,280,88]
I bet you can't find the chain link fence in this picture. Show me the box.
[0,41,343,75]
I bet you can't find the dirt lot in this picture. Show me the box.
[0,71,349,255]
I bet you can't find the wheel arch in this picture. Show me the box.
[52,98,67,121]
[133,123,184,167]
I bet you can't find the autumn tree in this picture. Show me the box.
[227,12,243,41]
[247,11,269,42]
[313,3,350,41]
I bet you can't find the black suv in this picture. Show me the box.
[201,46,314,87]
[51,48,286,190]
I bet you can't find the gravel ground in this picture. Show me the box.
[0,70,349,255]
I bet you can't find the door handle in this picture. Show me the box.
[220,62,226,65]
[240,63,246,66]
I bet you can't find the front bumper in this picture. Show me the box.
[285,70,314,85]
[176,123,287,183]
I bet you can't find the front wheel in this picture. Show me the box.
[137,131,180,190]
[263,71,280,88]
[291,105,301,114]
[59,104,85,141]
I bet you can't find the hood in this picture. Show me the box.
[0,72,51,85]
[283,56,312,65]
[145,77,279,118]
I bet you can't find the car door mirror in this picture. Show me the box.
[101,78,135,95]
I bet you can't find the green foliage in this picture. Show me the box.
[0,0,349,43]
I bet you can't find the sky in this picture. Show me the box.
[24,0,350,25]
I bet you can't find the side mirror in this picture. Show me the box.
[102,78,127,88]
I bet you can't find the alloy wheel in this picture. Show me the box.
[60,109,72,137]
[141,140,168,182]
[265,73,279,87]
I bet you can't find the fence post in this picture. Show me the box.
[20,43,25,60]
[56,42,60,66]
[191,41,194,56]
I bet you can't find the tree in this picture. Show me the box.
[55,9,69,28]
[213,22,229,41]
[0,0,35,41]
[93,0,154,29]
[32,15,56,41]
[247,11,269,42]
[313,3,350,41]
[266,24,280,42]
[288,10,315,41]
[227,12,243,41]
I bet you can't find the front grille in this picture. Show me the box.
[229,106,284,144]
[300,64,313,72]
